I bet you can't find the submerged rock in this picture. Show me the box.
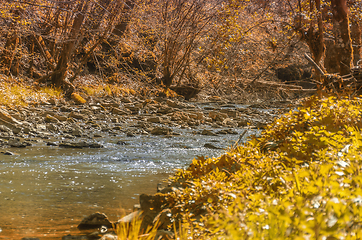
[62,235,89,240]
[204,143,223,149]
[217,129,238,135]
[59,141,103,148]
[100,233,118,240]
[77,212,112,230]
[200,129,217,136]
[3,151,15,155]
[8,138,31,148]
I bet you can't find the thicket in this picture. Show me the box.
[1,0,360,101]
[154,94,362,239]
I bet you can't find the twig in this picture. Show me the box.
[232,129,248,150]
[304,53,325,76]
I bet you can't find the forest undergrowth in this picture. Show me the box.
[152,93,362,239]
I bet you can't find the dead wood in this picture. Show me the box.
[33,35,56,70]
[242,78,315,92]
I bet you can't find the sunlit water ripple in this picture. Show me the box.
[0,124,258,239]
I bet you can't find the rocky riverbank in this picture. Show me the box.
[0,95,288,155]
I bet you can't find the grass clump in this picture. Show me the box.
[115,217,158,240]
[163,95,362,239]
[81,84,137,98]
[0,78,63,106]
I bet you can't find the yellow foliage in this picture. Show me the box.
[163,95,362,239]
[0,79,62,106]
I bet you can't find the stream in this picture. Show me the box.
[0,127,257,239]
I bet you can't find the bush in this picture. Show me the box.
[165,95,362,239]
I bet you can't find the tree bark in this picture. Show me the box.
[51,1,88,93]
[0,33,19,75]
[351,19,361,66]
[330,0,353,75]
[304,0,325,81]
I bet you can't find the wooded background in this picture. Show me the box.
[0,0,361,98]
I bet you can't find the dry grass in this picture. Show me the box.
[0,74,63,106]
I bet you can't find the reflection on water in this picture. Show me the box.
[0,129,253,239]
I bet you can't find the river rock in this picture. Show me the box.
[45,114,59,123]
[46,123,58,132]
[150,126,172,135]
[200,129,217,136]
[188,112,204,120]
[220,109,239,118]
[124,104,140,114]
[238,119,249,127]
[112,107,131,115]
[69,112,87,120]
[204,143,222,149]
[72,128,83,137]
[170,111,189,121]
[100,233,118,240]
[47,141,58,146]
[0,108,22,125]
[62,235,89,240]
[79,109,93,116]
[217,129,238,134]
[147,116,162,123]
[59,141,103,148]
[11,112,25,121]
[0,125,12,133]
[157,105,173,114]
[111,118,119,123]
[53,114,68,122]
[166,99,192,109]
[0,118,22,134]
[126,130,136,137]
[60,106,73,112]
[8,138,31,148]
[222,118,238,127]
[209,111,228,122]
[78,212,112,230]
[3,151,15,155]
[120,97,132,103]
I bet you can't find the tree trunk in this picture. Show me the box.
[0,33,19,75]
[304,0,325,81]
[51,1,88,92]
[331,0,353,75]
[324,39,339,73]
[351,19,361,66]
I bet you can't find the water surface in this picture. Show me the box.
[0,128,254,239]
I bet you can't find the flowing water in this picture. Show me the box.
[0,127,257,239]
